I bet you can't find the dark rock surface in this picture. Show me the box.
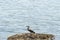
[7,33,55,40]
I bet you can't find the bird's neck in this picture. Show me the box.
[27,27,29,30]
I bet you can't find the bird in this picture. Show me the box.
[26,26,35,33]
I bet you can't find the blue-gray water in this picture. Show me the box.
[0,0,60,40]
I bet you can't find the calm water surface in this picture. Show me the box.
[0,0,60,40]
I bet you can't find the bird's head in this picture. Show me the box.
[26,26,30,27]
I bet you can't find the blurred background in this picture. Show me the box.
[0,0,60,40]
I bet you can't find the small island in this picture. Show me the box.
[7,33,55,40]
[7,26,55,40]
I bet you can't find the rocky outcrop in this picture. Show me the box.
[7,33,55,40]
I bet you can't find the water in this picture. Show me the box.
[0,0,60,40]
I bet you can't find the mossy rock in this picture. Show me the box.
[7,33,55,40]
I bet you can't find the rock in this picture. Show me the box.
[7,33,55,40]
